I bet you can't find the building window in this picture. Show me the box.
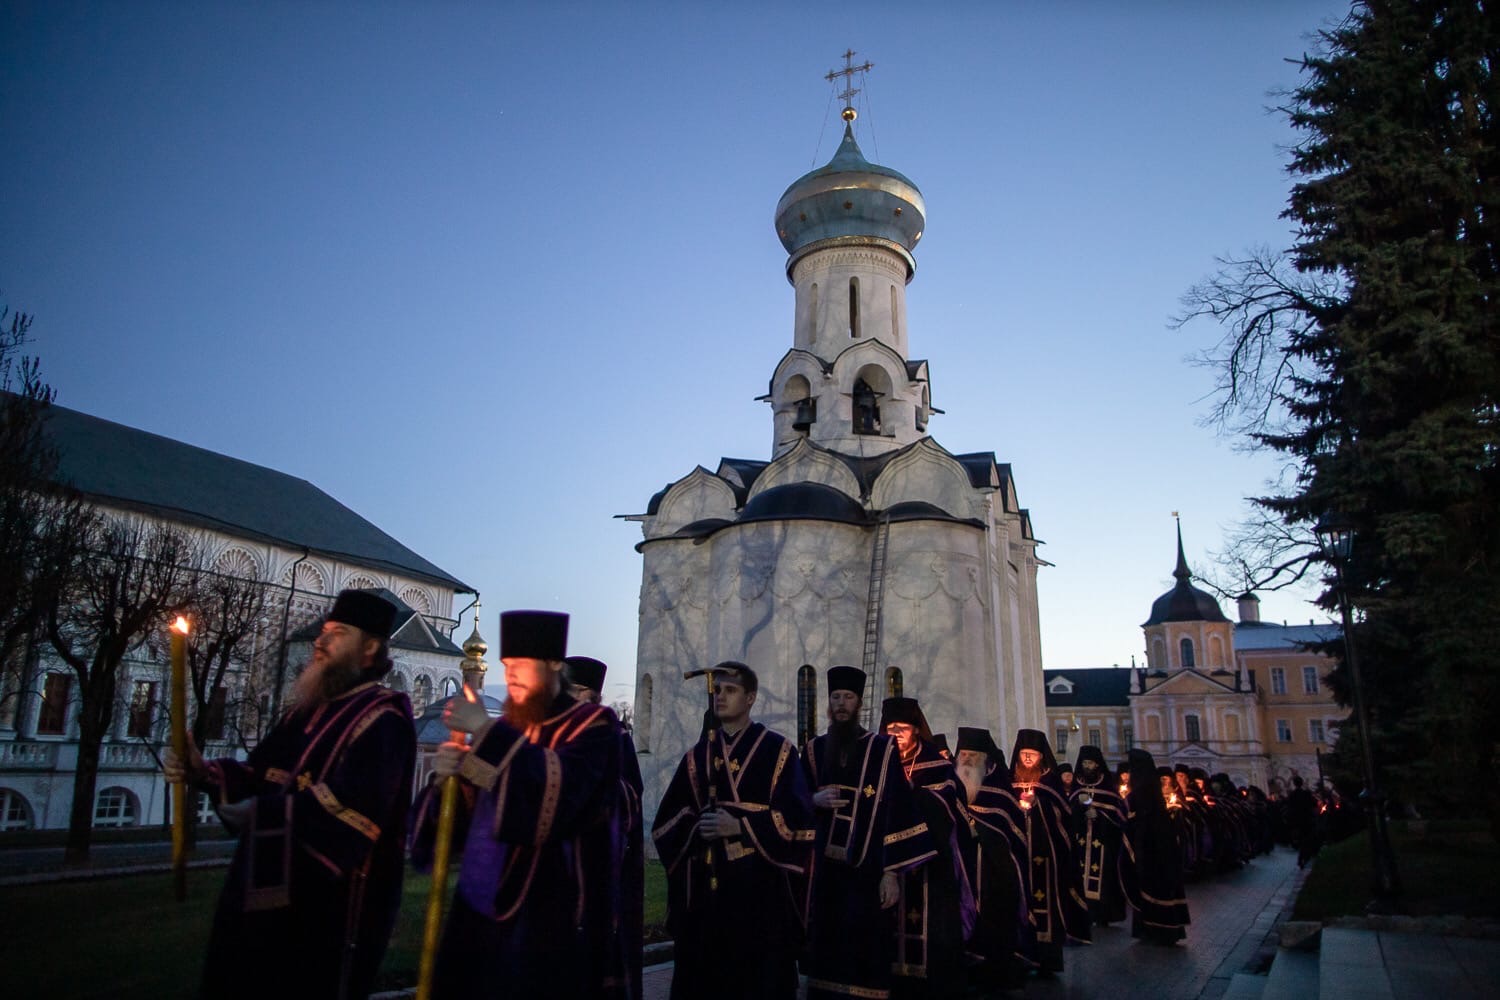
[885,666,903,699]
[127,681,157,738]
[1271,667,1287,695]
[1309,718,1326,743]
[94,787,137,828]
[1275,719,1292,743]
[441,677,458,699]
[37,672,71,735]
[1145,716,1161,741]
[797,666,817,746]
[636,673,653,752]
[1055,728,1069,756]
[204,686,228,741]
[1302,666,1320,694]
[1180,638,1195,668]
[1088,727,1101,748]
[890,285,899,339]
[1184,714,1201,743]
[849,277,860,338]
[411,675,433,716]
[0,788,33,831]
[853,378,881,435]
[1122,724,1134,749]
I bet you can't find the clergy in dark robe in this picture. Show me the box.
[880,697,974,998]
[1122,749,1191,944]
[418,610,632,999]
[955,727,1028,994]
[653,662,815,1000]
[1002,729,1090,974]
[802,666,936,1000]
[1068,745,1128,927]
[167,589,414,1000]
[567,654,646,999]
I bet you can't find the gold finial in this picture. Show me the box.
[826,48,873,123]
[1171,510,1180,520]
[460,597,488,693]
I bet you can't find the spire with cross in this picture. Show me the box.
[825,48,873,122]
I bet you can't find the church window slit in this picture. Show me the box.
[797,666,817,746]
[849,277,860,338]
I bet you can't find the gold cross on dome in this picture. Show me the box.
[824,48,874,121]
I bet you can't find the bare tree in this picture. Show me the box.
[45,516,198,862]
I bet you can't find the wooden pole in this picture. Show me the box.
[417,684,477,1000]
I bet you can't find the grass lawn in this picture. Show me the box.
[4,859,669,998]
[1293,820,1500,922]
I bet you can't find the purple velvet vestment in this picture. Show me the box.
[200,679,416,1000]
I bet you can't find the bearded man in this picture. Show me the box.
[165,589,414,1000]
[954,727,1027,994]
[419,610,633,999]
[1068,746,1127,927]
[802,667,934,1000]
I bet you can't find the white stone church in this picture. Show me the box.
[626,114,1048,821]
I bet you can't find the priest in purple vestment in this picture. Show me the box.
[166,589,415,1000]
[416,610,633,999]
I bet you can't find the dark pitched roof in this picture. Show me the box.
[289,588,464,654]
[31,396,472,592]
[1043,669,1132,707]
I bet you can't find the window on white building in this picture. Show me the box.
[127,680,156,738]
[94,786,137,828]
[1271,668,1287,695]
[1180,638,1195,667]
[412,675,433,716]
[1309,718,1326,743]
[1122,724,1134,749]
[1303,666,1320,694]
[1184,714,1201,743]
[1055,729,1069,755]
[1276,719,1292,743]
[0,788,33,831]
[38,672,71,734]
[885,666,903,699]
[1088,727,1101,748]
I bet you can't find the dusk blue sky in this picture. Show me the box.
[3,2,1351,705]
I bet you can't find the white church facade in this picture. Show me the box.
[626,111,1048,823]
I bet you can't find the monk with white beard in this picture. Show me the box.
[955,727,1027,993]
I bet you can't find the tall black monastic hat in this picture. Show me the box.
[564,656,607,691]
[957,726,1000,759]
[499,610,568,660]
[826,665,865,697]
[327,589,399,640]
[1010,728,1058,771]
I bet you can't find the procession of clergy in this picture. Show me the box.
[166,590,1279,1000]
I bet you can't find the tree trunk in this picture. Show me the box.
[64,711,106,864]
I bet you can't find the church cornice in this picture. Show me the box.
[786,236,915,284]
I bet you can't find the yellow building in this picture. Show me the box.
[1043,526,1345,792]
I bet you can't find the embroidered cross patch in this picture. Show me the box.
[863,784,876,798]
[295,772,313,791]
[728,759,741,773]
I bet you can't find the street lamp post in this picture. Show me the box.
[1315,515,1402,912]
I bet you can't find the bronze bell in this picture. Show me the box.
[792,398,816,432]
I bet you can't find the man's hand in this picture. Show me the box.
[812,786,848,810]
[443,693,489,735]
[433,740,468,779]
[163,732,206,785]
[879,871,899,909]
[695,808,741,841]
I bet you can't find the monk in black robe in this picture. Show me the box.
[802,666,935,1000]
[416,610,634,999]
[1069,745,1128,927]
[567,654,646,999]
[654,662,814,1000]
[168,589,414,1000]
[1002,729,1090,974]
[1122,749,1191,945]
[955,726,1028,993]
[880,697,974,999]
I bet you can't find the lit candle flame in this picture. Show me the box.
[172,616,190,636]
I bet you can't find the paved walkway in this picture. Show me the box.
[639,847,1305,999]
[0,838,235,885]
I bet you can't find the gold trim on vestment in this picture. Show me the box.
[310,782,380,840]
[805,978,890,998]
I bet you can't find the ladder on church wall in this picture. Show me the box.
[861,516,891,731]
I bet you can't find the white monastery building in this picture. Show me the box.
[626,106,1049,824]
